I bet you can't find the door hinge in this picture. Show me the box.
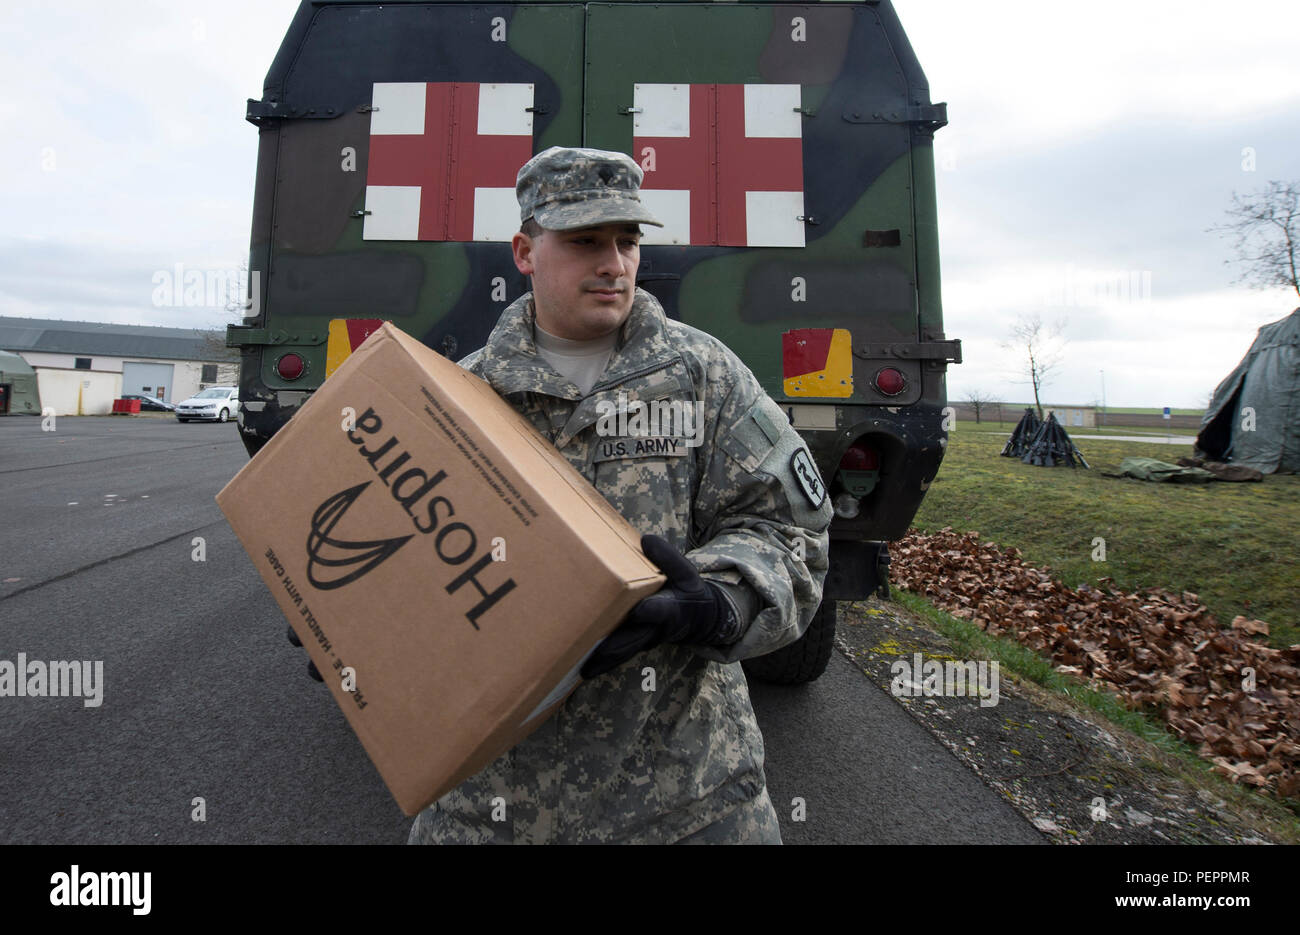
[842,102,948,131]
[854,339,962,364]
[227,325,328,349]
[246,97,345,126]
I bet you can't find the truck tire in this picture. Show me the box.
[742,598,837,685]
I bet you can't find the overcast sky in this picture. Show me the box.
[3,0,1298,408]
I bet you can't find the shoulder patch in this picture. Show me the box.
[790,448,827,508]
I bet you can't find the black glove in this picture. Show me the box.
[287,625,324,682]
[580,535,739,679]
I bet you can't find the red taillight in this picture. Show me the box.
[276,353,305,380]
[874,367,905,396]
[840,443,879,471]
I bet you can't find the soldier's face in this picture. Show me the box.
[512,222,641,340]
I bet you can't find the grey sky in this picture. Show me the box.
[910,0,1300,408]
[2,0,1297,407]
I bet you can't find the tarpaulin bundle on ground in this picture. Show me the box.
[1000,407,1040,458]
[1195,308,1300,475]
[1021,412,1089,468]
[1102,456,1265,483]
[1105,457,1214,483]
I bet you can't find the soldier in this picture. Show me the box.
[407,146,832,844]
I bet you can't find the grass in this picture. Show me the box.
[891,590,1187,755]
[915,422,1300,647]
[892,589,1300,832]
[1101,407,1204,416]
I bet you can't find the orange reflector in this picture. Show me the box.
[782,328,853,398]
[326,319,387,377]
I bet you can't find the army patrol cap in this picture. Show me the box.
[517,146,664,231]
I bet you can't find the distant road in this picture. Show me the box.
[981,432,1194,445]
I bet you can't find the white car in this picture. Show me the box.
[175,386,239,423]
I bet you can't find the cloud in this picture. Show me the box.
[0,0,293,249]
[948,289,1295,407]
[933,101,1300,407]
[0,0,1296,413]
[0,237,246,330]
[903,0,1300,160]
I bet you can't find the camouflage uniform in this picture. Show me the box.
[408,286,831,844]
[408,146,831,843]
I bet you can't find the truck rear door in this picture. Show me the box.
[233,3,955,553]
[583,2,928,406]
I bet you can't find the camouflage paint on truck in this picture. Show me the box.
[230,0,958,603]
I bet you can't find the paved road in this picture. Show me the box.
[1,415,1042,844]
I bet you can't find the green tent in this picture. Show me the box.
[1195,308,1299,474]
[0,349,41,416]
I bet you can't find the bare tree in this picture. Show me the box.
[198,327,239,362]
[1002,313,1065,421]
[197,260,250,363]
[1209,180,1300,298]
[963,388,997,424]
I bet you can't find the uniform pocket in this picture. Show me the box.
[592,454,695,548]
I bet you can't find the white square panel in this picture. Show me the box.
[744,84,802,138]
[363,186,421,240]
[370,83,426,135]
[745,190,805,247]
[633,84,691,138]
[473,187,522,242]
[477,83,534,136]
[638,189,692,245]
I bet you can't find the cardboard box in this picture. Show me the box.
[217,323,663,815]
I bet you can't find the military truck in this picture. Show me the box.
[229,0,959,684]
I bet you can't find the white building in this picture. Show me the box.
[0,316,239,416]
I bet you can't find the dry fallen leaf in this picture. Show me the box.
[1230,616,1270,637]
[891,528,1299,799]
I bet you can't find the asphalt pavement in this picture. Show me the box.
[0,415,1042,844]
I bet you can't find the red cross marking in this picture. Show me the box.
[634,85,718,244]
[714,84,803,246]
[635,84,803,246]
[366,83,531,241]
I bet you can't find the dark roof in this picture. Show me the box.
[0,316,234,362]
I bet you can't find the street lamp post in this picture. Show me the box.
[1099,370,1106,427]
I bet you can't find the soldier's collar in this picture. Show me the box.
[596,288,681,387]
[473,294,579,399]
[477,288,680,398]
